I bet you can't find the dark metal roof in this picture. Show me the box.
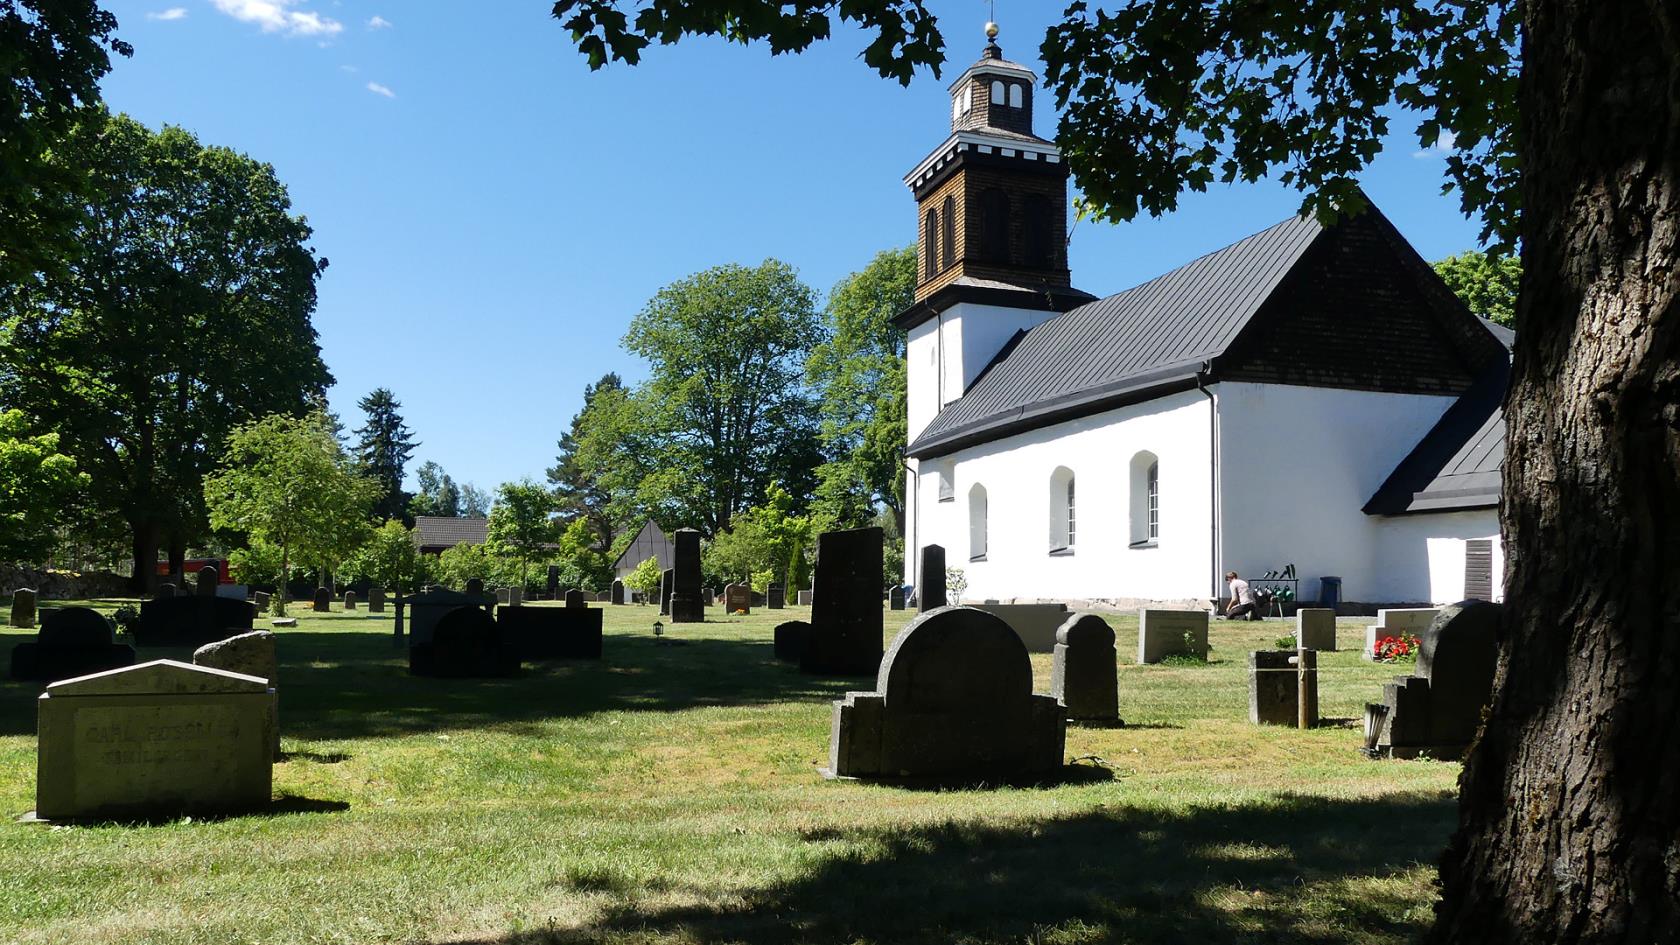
[1364,360,1508,515]
[908,213,1324,457]
[414,516,489,549]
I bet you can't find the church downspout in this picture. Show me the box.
[1196,364,1220,604]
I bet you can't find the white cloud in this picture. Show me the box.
[339,64,359,73]
[367,15,392,29]
[1413,130,1457,159]
[146,7,188,21]
[209,0,343,38]
[366,81,396,98]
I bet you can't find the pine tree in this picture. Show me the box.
[353,389,418,521]
[548,373,623,548]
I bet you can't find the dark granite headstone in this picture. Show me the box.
[1249,649,1318,726]
[253,590,271,613]
[10,588,37,628]
[1051,613,1119,723]
[773,621,811,662]
[311,587,331,613]
[889,586,906,610]
[546,565,560,599]
[135,596,256,647]
[465,578,485,598]
[828,606,1065,780]
[1366,601,1500,758]
[498,604,602,660]
[343,590,357,611]
[611,580,625,605]
[367,588,385,613]
[800,527,884,676]
[409,605,519,677]
[195,565,219,596]
[670,529,704,623]
[565,589,586,608]
[9,607,135,681]
[724,582,751,614]
[767,583,785,610]
[659,568,674,616]
[918,545,947,611]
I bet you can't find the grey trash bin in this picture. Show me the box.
[1319,576,1342,608]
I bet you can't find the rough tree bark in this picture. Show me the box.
[1429,2,1679,942]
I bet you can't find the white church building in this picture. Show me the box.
[898,37,1509,610]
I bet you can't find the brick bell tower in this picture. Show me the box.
[900,22,1093,309]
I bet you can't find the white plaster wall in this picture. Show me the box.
[908,388,1215,602]
[905,301,1063,442]
[1215,382,1461,604]
[1373,513,1503,605]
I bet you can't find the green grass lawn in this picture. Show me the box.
[0,601,1459,944]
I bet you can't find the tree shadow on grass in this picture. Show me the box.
[438,791,1455,945]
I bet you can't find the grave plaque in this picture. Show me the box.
[11,588,38,629]
[800,527,884,676]
[724,582,751,614]
[33,660,274,821]
[1296,608,1337,651]
[766,583,785,610]
[828,607,1064,780]
[1136,609,1210,664]
[670,529,705,623]
[1249,649,1319,726]
[917,545,947,611]
[1050,613,1119,723]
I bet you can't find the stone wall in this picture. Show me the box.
[1,565,131,600]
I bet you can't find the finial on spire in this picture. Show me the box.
[985,20,999,41]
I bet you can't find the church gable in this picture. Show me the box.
[1215,207,1507,395]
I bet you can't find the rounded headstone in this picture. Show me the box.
[196,565,220,596]
[39,607,114,649]
[465,578,485,598]
[879,606,1030,712]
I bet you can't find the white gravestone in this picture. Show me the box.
[1136,609,1210,664]
[33,660,274,821]
[1363,607,1441,660]
[1296,608,1338,651]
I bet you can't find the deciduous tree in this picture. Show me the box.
[485,479,557,586]
[0,408,87,563]
[409,461,460,517]
[1433,251,1522,328]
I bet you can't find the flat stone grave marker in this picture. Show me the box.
[10,607,134,682]
[193,630,280,758]
[1137,609,1210,664]
[1051,613,1119,723]
[1296,608,1337,651]
[828,606,1065,781]
[1249,649,1319,726]
[724,582,751,614]
[32,660,273,821]
[800,526,884,676]
[11,588,38,629]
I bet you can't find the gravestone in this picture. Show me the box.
[974,603,1071,653]
[610,580,625,606]
[797,589,813,606]
[193,630,280,758]
[496,588,511,606]
[367,588,385,613]
[196,565,219,596]
[801,527,884,676]
[135,596,256,648]
[547,565,560,600]
[889,586,906,611]
[1363,607,1440,660]
[154,583,176,601]
[343,590,357,611]
[499,604,602,660]
[32,660,274,821]
[767,583,785,610]
[465,578,485,599]
[597,591,611,602]
[670,529,705,623]
[724,582,751,614]
[410,605,518,677]
[1296,608,1337,651]
[311,587,331,613]
[1365,601,1499,759]
[918,545,947,611]
[1136,609,1210,664]
[252,590,271,614]
[827,607,1065,780]
[507,587,524,607]
[10,607,135,682]
[773,621,810,662]
[11,588,38,629]
[565,589,586,608]
[1249,649,1319,726]
[660,568,674,616]
[1050,613,1118,723]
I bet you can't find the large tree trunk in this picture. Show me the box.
[127,519,159,595]
[1429,3,1679,942]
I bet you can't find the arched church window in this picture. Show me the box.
[969,483,988,561]
[1130,452,1160,547]
[979,188,1011,262]
[991,80,1006,105]
[941,195,956,269]
[1023,194,1053,267]
[924,208,940,280]
[1009,83,1024,108]
[1049,467,1075,553]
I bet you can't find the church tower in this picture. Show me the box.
[897,23,1093,441]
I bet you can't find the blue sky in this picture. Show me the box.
[99,1,1485,497]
